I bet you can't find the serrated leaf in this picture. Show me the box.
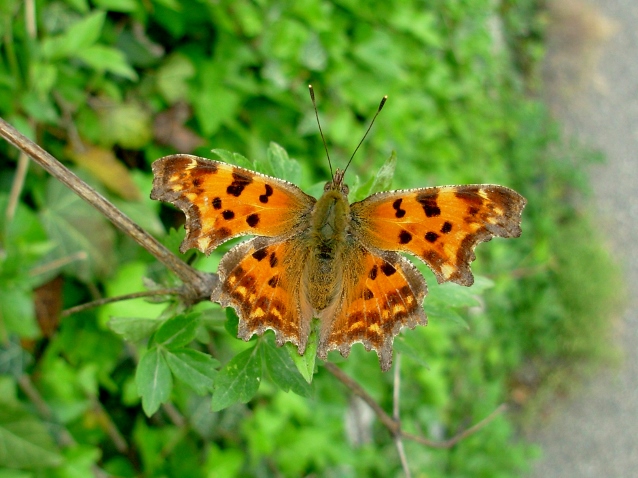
[211,345,262,411]
[263,338,312,397]
[368,150,396,194]
[136,347,173,416]
[0,402,62,469]
[154,313,200,349]
[165,348,219,395]
[265,142,301,183]
[107,316,159,341]
[211,149,253,170]
[287,327,318,383]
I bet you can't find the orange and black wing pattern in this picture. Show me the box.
[151,154,316,254]
[351,185,526,286]
[318,245,427,371]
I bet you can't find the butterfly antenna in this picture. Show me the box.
[342,95,387,176]
[308,85,334,180]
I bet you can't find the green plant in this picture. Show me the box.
[0,0,621,476]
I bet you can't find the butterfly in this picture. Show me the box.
[150,95,526,372]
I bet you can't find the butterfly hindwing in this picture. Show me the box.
[151,154,316,254]
[318,245,428,371]
[212,236,314,354]
[351,185,526,286]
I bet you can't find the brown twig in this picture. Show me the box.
[61,287,182,318]
[324,362,507,449]
[0,116,217,304]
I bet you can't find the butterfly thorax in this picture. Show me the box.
[305,184,351,311]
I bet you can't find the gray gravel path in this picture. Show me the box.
[531,0,638,476]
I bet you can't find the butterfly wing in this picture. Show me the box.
[212,235,314,353]
[317,244,427,371]
[351,185,526,286]
[151,154,316,253]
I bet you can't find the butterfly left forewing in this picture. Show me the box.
[318,244,427,371]
[151,154,316,254]
[351,185,526,286]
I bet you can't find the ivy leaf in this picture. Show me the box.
[136,347,173,416]
[211,345,262,411]
[165,348,219,395]
[0,402,62,469]
[154,312,200,349]
[262,338,312,397]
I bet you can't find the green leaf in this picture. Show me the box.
[211,149,253,170]
[75,45,137,80]
[0,285,38,340]
[157,54,196,103]
[287,327,318,383]
[211,345,262,411]
[107,316,159,342]
[262,338,312,397]
[93,0,138,12]
[424,303,469,329]
[265,142,301,183]
[38,177,115,282]
[154,312,200,349]
[394,336,430,368]
[224,308,239,339]
[0,402,62,469]
[40,11,106,60]
[368,150,397,195]
[428,282,481,308]
[136,347,173,416]
[165,348,219,395]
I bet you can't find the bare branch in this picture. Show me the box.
[324,361,508,450]
[0,116,216,305]
[61,288,182,317]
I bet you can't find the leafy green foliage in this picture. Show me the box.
[0,0,620,476]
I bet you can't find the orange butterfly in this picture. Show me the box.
[151,96,526,372]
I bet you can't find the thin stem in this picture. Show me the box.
[0,117,216,305]
[6,152,29,224]
[61,288,181,318]
[392,355,411,478]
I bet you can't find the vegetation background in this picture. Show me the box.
[0,0,622,476]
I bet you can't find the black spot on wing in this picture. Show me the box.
[246,214,260,227]
[227,171,252,197]
[416,192,441,217]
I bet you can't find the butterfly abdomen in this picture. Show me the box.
[303,189,351,312]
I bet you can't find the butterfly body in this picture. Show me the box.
[151,154,526,371]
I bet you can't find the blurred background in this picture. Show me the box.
[0,0,631,476]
